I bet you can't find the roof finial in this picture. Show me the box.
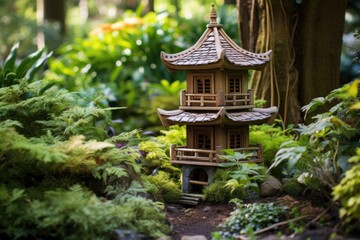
[210,3,217,24]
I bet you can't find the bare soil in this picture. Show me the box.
[165,203,235,240]
[164,195,360,240]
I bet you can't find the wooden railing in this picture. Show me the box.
[170,146,219,163]
[180,89,254,107]
[170,144,263,165]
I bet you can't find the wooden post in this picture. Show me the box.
[170,144,176,161]
[216,146,223,162]
[180,90,186,106]
[218,90,225,106]
[248,89,254,106]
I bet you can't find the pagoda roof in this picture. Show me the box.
[157,107,277,127]
[161,5,272,71]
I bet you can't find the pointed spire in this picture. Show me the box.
[207,4,222,28]
[210,3,217,24]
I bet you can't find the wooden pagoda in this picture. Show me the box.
[158,4,277,194]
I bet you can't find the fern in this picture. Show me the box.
[0,44,170,239]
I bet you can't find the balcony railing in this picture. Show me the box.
[170,144,263,166]
[180,89,254,108]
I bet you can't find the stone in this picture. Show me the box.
[157,236,172,240]
[181,235,207,240]
[166,205,180,213]
[260,175,283,197]
[203,206,211,212]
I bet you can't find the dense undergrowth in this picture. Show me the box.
[0,44,170,239]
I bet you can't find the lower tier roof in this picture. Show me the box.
[157,107,277,127]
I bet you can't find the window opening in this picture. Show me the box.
[228,75,242,93]
[195,76,212,94]
[229,130,246,149]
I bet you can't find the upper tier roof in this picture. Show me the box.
[161,4,272,71]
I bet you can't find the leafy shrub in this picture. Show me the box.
[219,150,267,195]
[143,171,181,203]
[249,124,293,165]
[213,202,287,239]
[0,184,169,240]
[283,178,305,197]
[333,148,360,232]
[203,169,238,203]
[0,45,169,239]
[157,125,187,148]
[270,80,360,200]
[204,180,244,204]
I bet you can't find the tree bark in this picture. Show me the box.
[44,0,66,36]
[295,0,346,109]
[237,0,346,125]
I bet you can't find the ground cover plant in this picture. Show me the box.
[0,44,170,239]
[212,201,288,239]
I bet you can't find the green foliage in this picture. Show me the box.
[0,1,37,57]
[0,184,168,239]
[157,125,187,149]
[138,125,184,175]
[204,180,244,204]
[283,178,305,197]
[270,80,360,200]
[0,43,52,87]
[203,163,265,204]
[218,150,267,194]
[139,80,186,128]
[249,124,293,166]
[45,10,187,131]
[213,202,288,239]
[333,148,360,232]
[143,171,181,203]
[0,45,169,239]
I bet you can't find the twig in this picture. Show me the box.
[253,215,311,235]
[308,203,334,225]
[234,215,311,239]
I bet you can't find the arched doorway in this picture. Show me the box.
[189,168,208,193]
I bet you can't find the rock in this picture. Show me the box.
[203,206,211,212]
[157,236,172,240]
[181,235,207,240]
[260,175,283,197]
[167,205,180,213]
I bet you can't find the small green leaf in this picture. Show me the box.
[348,79,359,98]
[15,48,44,79]
[3,42,19,72]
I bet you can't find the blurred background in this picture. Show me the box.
[0,0,359,132]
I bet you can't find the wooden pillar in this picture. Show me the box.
[170,144,176,161]
[218,90,225,106]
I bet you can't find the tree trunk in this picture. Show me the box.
[44,0,66,36]
[295,0,346,109]
[237,0,346,126]
[225,0,237,5]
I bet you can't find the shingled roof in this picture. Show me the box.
[161,4,272,71]
[157,107,277,127]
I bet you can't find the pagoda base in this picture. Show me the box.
[181,165,216,193]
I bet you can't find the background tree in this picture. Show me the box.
[238,0,347,125]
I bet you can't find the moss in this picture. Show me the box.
[204,181,244,204]
[144,171,181,203]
